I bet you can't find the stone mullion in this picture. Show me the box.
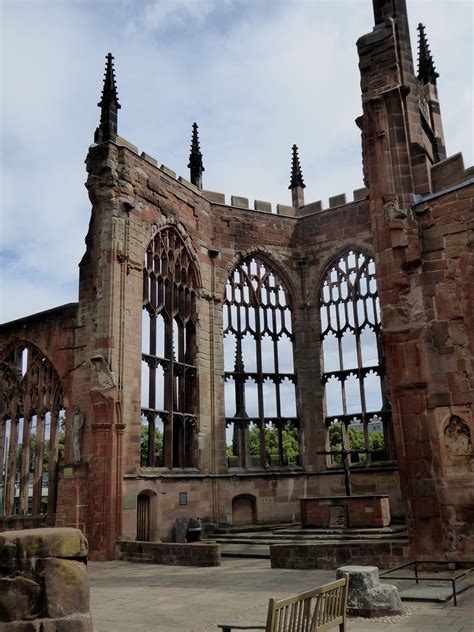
[273,309,281,418]
[254,302,265,468]
[147,414,156,467]
[0,419,5,502]
[19,415,31,515]
[32,414,45,515]
[47,410,59,513]
[163,290,174,468]
[179,420,185,468]
[163,373,173,469]
[5,409,19,516]
[272,307,285,466]
[352,274,369,459]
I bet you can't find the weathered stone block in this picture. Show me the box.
[0,622,41,631]
[353,187,368,201]
[276,204,295,216]
[254,200,272,212]
[42,558,90,618]
[336,566,403,617]
[0,528,88,563]
[160,164,176,178]
[55,614,94,631]
[116,136,139,153]
[140,151,158,167]
[231,195,249,209]
[296,200,322,216]
[328,193,347,207]
[0,576,41,622]
[202,189,225,204]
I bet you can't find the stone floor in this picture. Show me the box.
[88,558,474,632]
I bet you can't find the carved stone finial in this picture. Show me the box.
[188,122,205,189]
[289,144,305,208]
[95,53,121,143]
[417,23,439,84]
[289,144,306,190]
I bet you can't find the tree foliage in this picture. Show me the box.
[227,422,299,465]
[328,423,385,463]
[140,423,163,466]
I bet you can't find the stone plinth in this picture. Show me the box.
[0,527,93,630]
[336,565,403,617]
[270,541,409,570]
[300,495,390,528]
[118,541,221,566]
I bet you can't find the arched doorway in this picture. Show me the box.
[232,494,257,526]
[137,491,156,541]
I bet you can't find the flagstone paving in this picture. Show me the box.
[88,558,474,632]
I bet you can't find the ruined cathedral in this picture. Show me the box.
[1,0,473,563]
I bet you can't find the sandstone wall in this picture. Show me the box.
[0,528,93,631]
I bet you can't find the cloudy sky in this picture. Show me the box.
[1,0,473,324]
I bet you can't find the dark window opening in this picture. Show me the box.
[224,257,299,468]
[320,250,394,466]
[0,344,64,517]
[141,227,198,469]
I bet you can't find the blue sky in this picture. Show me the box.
[1,0,473,323]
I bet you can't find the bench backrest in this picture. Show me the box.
[265,576,348,632]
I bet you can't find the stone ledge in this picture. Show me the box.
[117,540,221,566]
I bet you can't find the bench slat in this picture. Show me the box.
[218,576,348,632]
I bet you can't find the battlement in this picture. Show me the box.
[110,135,369,219]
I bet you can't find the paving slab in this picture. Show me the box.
[88,557,474,632]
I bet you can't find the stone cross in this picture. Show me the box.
[317,448,372,496]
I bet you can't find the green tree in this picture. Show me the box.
[140,423,163,466]
[249,423,299,464]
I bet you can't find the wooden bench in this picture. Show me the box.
[218,575,348,632]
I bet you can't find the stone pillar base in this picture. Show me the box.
[336,565,403,617]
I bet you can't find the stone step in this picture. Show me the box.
[211,537,409,547]
[275,525,407,535]
[213,522,297,534]
[209,532,408,543]
[219,543,270,558]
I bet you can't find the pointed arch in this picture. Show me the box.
[223,253,299,469]
[0,342,65,518]
[141,215,203,292]
[220,248,297,309]
[319,248,394,465]
[141,225,198,469]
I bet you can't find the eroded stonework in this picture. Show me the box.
[0,0,472,564]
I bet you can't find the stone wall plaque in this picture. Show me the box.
[330,505,348,528]
[123,494,137,510]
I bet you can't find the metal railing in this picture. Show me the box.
[380,560,474,606]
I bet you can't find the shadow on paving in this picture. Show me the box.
[88,558,474,632]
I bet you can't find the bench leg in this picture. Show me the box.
[339,623,347,632]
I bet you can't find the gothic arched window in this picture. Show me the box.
[141,227,197,469]
[320,250,393,464]
[0,344,64,517]
[223,257,298,468]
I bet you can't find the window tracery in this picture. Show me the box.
[223,257,299,468]
[0,344,64,517]
[320,250,393,464]
[141,227,197,469]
